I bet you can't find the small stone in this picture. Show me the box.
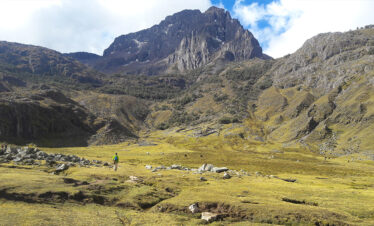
[128,176,142,182]
[200,177,207,181]
[223,172,231,179]
[103,162,109,166]
[145,165,152,170]
[212,167,228,173]
[13,157,23,162]
[189,203,200,213]
[55,163,69,173]
[201,212,219,222]
[198,163,214,172]
[171,164,182,170]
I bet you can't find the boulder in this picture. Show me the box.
[212,167,228,173]
[201,212,219,223]
[171,164,182,170]
[189,203,200,213]
[46,160,57,166]
[127,176,143,183]
[13,157,23,162]
[6,146,18,154]
[145,165,152,170]
[4,154,13,160]
[24,159,35,165]
[223,172,231,179]
[198,163,214,172]
[55,164,69,173]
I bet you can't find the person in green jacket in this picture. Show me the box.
[113,153,119,171]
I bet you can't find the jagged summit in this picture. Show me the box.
[205,6,226,14]
[70,7,266,75]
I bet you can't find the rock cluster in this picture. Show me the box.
[0,146,106,173]
[143,163,244,180]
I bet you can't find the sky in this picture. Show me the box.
[0,0,373,58]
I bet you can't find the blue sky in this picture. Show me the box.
[0,0,373,58]
[210,0,374,57]
[211,0,279,49]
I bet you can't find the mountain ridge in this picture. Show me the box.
[69,6,268,75]
[0,8,373,155]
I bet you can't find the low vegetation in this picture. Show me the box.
[1,129,373,225]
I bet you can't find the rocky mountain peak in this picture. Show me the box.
[79,7,266,75]
[205,6,226,14]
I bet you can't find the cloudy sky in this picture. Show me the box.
[0,0,373,58]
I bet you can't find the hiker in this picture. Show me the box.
[113,153,119,171]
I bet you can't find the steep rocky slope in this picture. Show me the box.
[146,27,374,156]
[69,7,267,75]
[0,89,141,147]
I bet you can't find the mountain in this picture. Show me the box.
[69,6,268,75]
[0,41,148,146]
[0,41,103,87]
[0,6,373,155]
[147,26,374,156]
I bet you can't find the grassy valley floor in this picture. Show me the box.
[1,130,374,225]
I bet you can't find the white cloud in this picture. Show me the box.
[233,0,374,58]
[0,0,211,54]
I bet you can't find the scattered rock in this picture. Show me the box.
[103,162,109,166]
[281,178,297,183]
[145,165,152,170]
[200,177,207,181]
[254,136,264,142]
[212,167,228,173]
[55,164,69,173]
[201,212,219,223]
[171,164,182,170]
[198,163,214,172]
[223,172,231,179]
[189,203,200,213]
[127,176,142,183]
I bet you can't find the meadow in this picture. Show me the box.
[1,129,374,225]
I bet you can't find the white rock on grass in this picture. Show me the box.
[145,165,152,170]
[55,163,69,173]
[223,172,231,179]
[198,163,214,172]
[171,164,182,170]
[212,167,228,173]
[201,212,219,222]
[189,203,200,213]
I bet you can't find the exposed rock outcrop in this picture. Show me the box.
[72,7,266,75]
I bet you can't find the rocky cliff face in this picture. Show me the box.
[73,7,266,75]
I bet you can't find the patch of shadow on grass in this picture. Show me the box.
[282,197,318,206]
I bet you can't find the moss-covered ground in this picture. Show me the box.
[1,130,374,225]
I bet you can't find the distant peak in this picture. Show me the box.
[205,6,225,14]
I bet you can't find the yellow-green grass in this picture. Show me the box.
[1,131,374,225]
